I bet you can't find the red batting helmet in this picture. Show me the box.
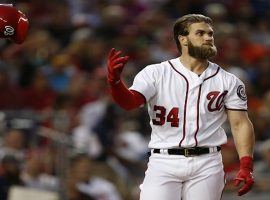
[0,4,29,44]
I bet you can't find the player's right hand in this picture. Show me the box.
[107,48,129,86]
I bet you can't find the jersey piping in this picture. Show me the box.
[168,60,189,147]
[203,66,220,81]
[194,84,202,147]
[168,60,221,147]
[194,66,220,146]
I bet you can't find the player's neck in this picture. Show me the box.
[179,55,208,75]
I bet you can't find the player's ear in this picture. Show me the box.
[178,35,188,46]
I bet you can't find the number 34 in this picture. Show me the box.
[152,105,179,127]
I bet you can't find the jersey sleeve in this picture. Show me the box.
[129,65,157,102]
[224,76,248,110]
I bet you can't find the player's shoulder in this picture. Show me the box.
[140,59,172,73]
[146,59,171,68]
[209,62,241,81]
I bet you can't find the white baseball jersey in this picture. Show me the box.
[130,58,247,149]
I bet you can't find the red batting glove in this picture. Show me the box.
[234,156,254,196]
[107,48,129,86]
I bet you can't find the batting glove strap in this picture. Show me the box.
[239,156,253,171]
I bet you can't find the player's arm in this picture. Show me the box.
[227,110,255,196]
[107,48,145,110]
[227,110,254,158]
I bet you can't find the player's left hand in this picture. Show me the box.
[234,156,254,196]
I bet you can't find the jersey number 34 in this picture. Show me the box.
[152,105,179,127]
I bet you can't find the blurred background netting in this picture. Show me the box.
[0,0,270,200]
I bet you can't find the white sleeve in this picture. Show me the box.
[129,65,157,102]
[224,76,247,110]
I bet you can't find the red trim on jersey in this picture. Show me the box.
[224,107,247,111]
[109,80,145,110]
[203,67,220,81]
[168,60,189,147]
[193,84,202,147]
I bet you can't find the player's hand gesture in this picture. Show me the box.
[234,156,254,196]
[107,48,129,85]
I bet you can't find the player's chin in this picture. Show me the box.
[200,47,217,59]
[203,44,216,51]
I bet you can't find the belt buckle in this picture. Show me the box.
[184,148,190,157]
[184,148,196,157]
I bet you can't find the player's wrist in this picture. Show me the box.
[107,77,121,86]
[239,156,253,171]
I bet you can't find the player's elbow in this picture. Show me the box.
[232,118,253,133]
[120,104,138,111]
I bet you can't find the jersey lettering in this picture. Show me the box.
[152,105,179,127]
[207,91,228,112]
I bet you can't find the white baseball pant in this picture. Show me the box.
[140,151,225,200]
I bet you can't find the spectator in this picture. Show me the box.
[254,139,270,192]
[0,155,24,200]
[0,129,26,162]
[66,154,122,200]
[22,70,56,111]
[72,125,103,159]
[0,66,23,110]
[20,150,59,192]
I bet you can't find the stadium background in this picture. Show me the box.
[0,0,270,199]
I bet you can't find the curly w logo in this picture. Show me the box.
[207,91,228,112]
[4,26,14,36]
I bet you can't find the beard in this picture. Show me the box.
[187,39,217,59]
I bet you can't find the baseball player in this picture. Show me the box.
[0,4,29,44]
[107,14,255,200]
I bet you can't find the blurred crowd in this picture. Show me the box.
[0,0,270,199]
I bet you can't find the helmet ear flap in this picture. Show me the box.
[14,13,29,44]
